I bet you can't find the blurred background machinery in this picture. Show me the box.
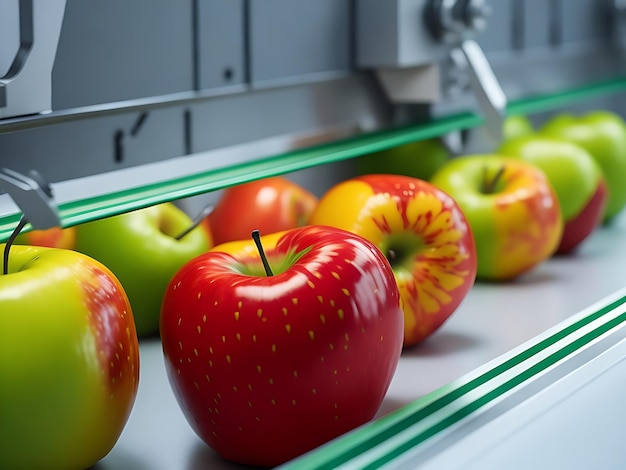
[1,0,624,229]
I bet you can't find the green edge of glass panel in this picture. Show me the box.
[281,293,626,470]
[2,77,626,242]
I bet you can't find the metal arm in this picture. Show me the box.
[458,38,507,142]
[0,0,67,118]
[0,168,60,230]
[425,0,506,142]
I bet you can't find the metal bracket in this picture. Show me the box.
[0,0,67,118]
[0,168,60,230]
[457,38,507,142]
[425,0,506,143]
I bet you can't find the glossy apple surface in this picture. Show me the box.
[503,114,534,141]
[160,225,403,467]
[499,135,607,253]
[14,226,77,250]
[356,138,451,181]
[541,110,626,222]
[0,245,139,470]
[310,174,477,346]
[205,176,318,245]
[75,202,211,336]
[430,155,563,281]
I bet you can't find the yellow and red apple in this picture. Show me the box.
[310,174,477,347]
[1,244,139,469]
[14,226,77,250]
[430,155,563,281]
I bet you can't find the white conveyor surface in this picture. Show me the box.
[100,211,626,469]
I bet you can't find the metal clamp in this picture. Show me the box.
[425,0,492,43]
[0,168,60,230]
[425,0,506,142]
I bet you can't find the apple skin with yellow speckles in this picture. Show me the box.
[0,244,140,470]
[160,225,403,467]
[310,174,477,347]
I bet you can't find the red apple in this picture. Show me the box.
[160,225,404,467]
[558,181,607,254]
[310,174,477,347]
[205,176,318,245]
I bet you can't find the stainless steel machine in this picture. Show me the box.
[2,0,625,233]
[2,1,626,468]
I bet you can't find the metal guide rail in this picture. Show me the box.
[96,212,626,469]
[2,77,626,243]
[281,288,626,469]
[2,0,626,243]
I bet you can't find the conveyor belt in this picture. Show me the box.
[281,289,626,469]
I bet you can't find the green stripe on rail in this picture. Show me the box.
[2,77,626,242]
[282,293,626,469]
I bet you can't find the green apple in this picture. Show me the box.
[1,244,139,470]
[503,115,534,141]
[430,155,563,281]
[356,138,451,181]
[499,135,607,254]
[540,110,626,223]
[75,202,211,336]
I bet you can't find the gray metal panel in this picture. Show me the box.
[522,0,551,50]
[0,76,387,184]
[560,0,610,45]
[248,0,352,85]
[0,0,20,77]
[0,108,187,183]
[478,0,515,53]
[190,76,386,153]
[51,0,194,109]
[397,0,447,66]
[357,0,448,68]
[197,0,246,89]
[0,0,67,118]
[356,0,400,67]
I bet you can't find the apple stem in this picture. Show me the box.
[251,229,274,277]
[3,215,28,276]
[175,203,214,241]
[482,165,506,194]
